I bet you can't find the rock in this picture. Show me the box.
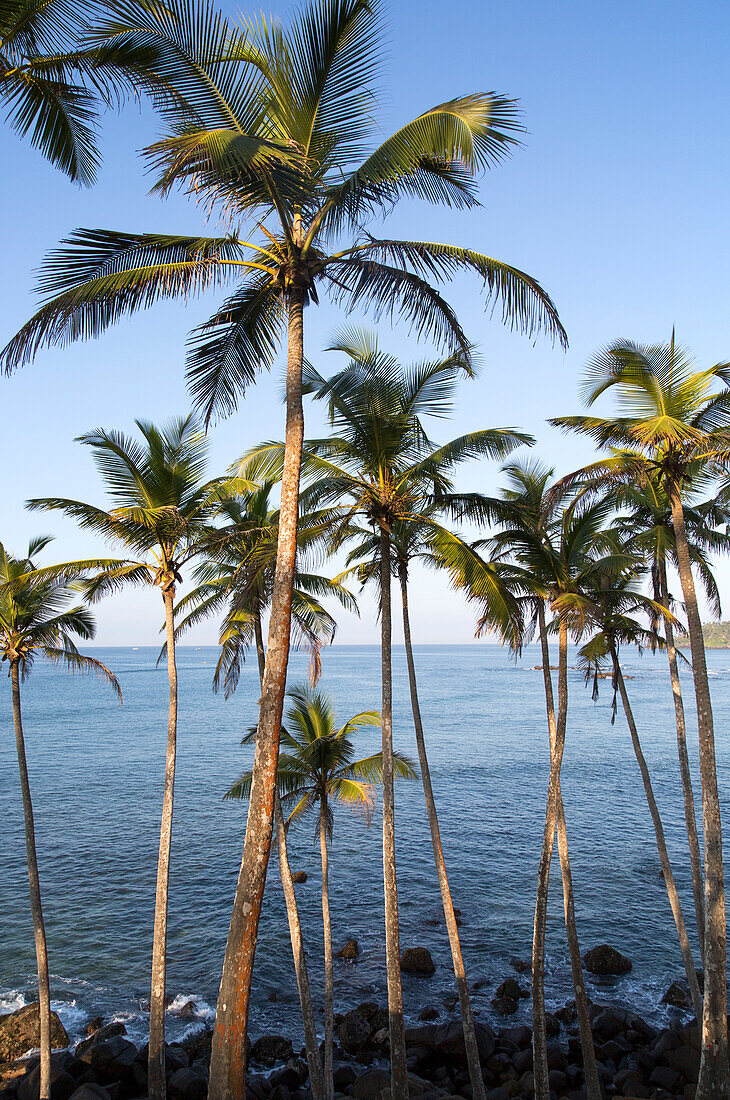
[404,1021,496,1063]
[333,1065,356,1091]
[271,1060,305,1091]
[291,872,307,884]
[168,1067,208,1100]
[251,1036,293,1067]
[545,1013,560,1038]
[17,1061,75,1100]
[418,1007,439,1023]
[336,1011,371,1055]
[67,1087,111,1100]
[583,944,632,975]
[337,940,360,961]
[491,996,518,1017]
[84,1020,103,1039]
[76,1037,137,1084]
[400,948,435,975]
[495,979,525,1002]
[181,1029,213,1065]
[662,981,692,1009]
[353,1068,390,1100]
[509,957,529,975]
[74,1025,127,1060]
[650,1064,682,1092]
[0,1004,69,1063]
[554,1000,576,1026]
[355,1003,379,1023]
[176,1001,199,1019]
[499,1025,531,1049]
[267,992,278,1004]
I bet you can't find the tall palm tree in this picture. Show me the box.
[1,0,171,183]
[27,416,242,1100]
[577,573,703,1019]
[1,5,565,1088]
[174,486,357,1100]
[227,685,416,1100]
[609,470,730,961]
[552,337,730,1100]
[0,536,121,1100]
[245,337,528,1096]
[456,461,604,1100]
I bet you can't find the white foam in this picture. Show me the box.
[0,991,27,1013]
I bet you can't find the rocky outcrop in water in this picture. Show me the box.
[400,947,436,974]
[583,943,633,975]
[0,1004,69,1064]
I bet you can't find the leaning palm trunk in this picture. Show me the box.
[148,584,179,1100]
[398,565,485,1100]
[10,659,51,1100]
[610,648,703,1019]
[253,615,325,1100]
[659,559,705,961]
[319,801,334,1100]
[532,614,571,1100]
[536,607,600,1100]
[379,529,407,1099]
[669,492,729,1099]
[210,292,306,1100]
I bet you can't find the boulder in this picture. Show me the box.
[84,1020,104,1039]
[495,979,526,1002]
[353,1068,390,1100]
[74,1025,126,1061]
[181,1029,213,1065]
[662,981,692,1009]
[417,1007,439,1023]
[67,1087,111,1100]
[509,958,529,975]
[498,1026,531,1050]
[583,944,632,975]
[332,1065,356,1091]
[490,996,517,1017]
[175,1001,199,1019]
[355,1003,379,1023]
[336,1011,371,1055]
[168,1067,208,1100]
[0,1004,69,1063]
[337,940,360,961]
[251,1036,293,1067]
[76,1036,137,1085]
[17,1061,75,1100]
[400,949,435,975]
[404,1021,495,1063]
[291,872,307,884]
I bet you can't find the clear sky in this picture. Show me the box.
[2,0,729,646]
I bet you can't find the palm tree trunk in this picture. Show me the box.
[253,614,325,1100]
[659,558,705,961]
[669,490,729,1100]
[210,290,306,1100]
[379,528,407,1099]
[532,612,569,1100]
[149,585,179,1100]
[10,659,51,1100]
[319,801,334,1100]
[398,565,484,1100]
[610,646,703,1019]
[536,607,600,1100]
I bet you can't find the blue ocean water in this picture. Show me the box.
[1,643,728,1048]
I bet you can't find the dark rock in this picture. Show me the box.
[0,1004,69,1063]
[251,1036,293,1068]
[554,1001,576,1026]
[353,1068,390,1100]
[509,958,529,975]
[267,992,278,1004]
[498,1026,531,1050]
[332,1065,356,1091]
[418,1008,439,1023]
[75,1025,127,1061]
[591,1009,624,1041]
[17,1062,75,1100]
[485,1089,509,1100]
[545,1014,560,1038]
[338,941,360,961]
[490,997,518,1017]
[291,872,307,884]
[400,948,435,975]
[76,1037,137,1084]
[404,1021,495,1063]
[583,944,632,975]
[246,1074,271,1100]
[67,1087,111,1100]
[181,1029,213,1065]
[495,979,526,1002]
[650,1064,682,1092]
[665,1043,701,1082]
[355,1003,379,1024]
[272,1060,306,1091]
[548,1069,566,1093]
[512,1048,532,1075]
[84,1021,104,1039]
[164,1046,190,1076]
[268,1086,289,1100]
[176,1001,199,1018]
[168,1067,208,1100]
[662,981,692,1010]
[336,1012,371,1055]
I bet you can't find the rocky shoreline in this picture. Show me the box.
[0,946,705,1100]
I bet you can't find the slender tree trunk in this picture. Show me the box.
[532,613,569,1100]
[669,490,729,1099]
[319,802,334,1100]
[379,529,407,1099]
[148,585,179,1100]
[536,608,600,1100]
[210,290,306,1100]
[611,647,703,1019]
[398,565,485,1100]
[659,558,705,961]
[11,659,51,1100]
[253,615,324,1100]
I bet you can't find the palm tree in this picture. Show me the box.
[27,416,242,1100]
[1,5,566,1087]
[552,337,730,1099]
[577,572,703,1019]
[1,0,169,183]
[456,461,604,1100]
[245,336,529,1096]
[609,470,730,962]
[0,536,121,1100]
[174,485,357,1100]
[227,685,416,1100]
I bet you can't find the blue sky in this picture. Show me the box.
[1,0,729,645]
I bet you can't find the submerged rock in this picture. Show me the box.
[400,948,435,975]
[583,944,632,975]
[662,980,692,1009]
[0,1004,69,1064]
[290,872,307,884]
[509,957,529,974]
[417,1007,439,1022]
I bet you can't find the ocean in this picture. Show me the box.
[1,643,728,1048]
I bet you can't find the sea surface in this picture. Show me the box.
[2,643,729,1049]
